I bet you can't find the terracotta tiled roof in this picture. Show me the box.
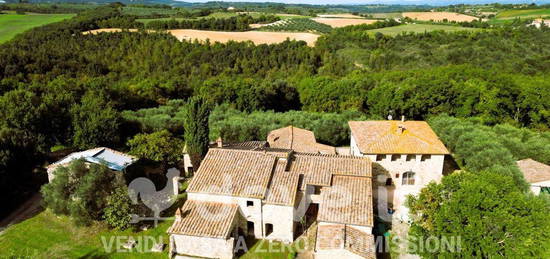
[265,160,300,206]
[186,149,276,199]
[345,226,376,259]
[315,224,376,259]
[290,153,371,189]
[167,200,238,238]
[349,121,450,155]
[316,224,345,250]
[517,159,550,183]
[318,175,373,227]
[223,141,268,149]
[267,126,336,154]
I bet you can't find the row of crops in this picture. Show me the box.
[122,6,182,16]
[260,18,332,33]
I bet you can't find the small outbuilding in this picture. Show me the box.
[46,147,138,182]
[167,200,244,259]
[517,158,550,195]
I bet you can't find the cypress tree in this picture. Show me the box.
[183,96,211,170]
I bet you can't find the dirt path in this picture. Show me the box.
[0,193,43,233]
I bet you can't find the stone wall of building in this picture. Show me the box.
[261,204,295,243]
[188,192,264,238]
[171,234,234,259]
[531,180,550,195]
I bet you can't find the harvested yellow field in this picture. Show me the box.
[312,18,377,28]
[83,28,319,46]
[317,13,363,19]
[169,29,319,46]
[83,28,139,34]
[403,12,478,22]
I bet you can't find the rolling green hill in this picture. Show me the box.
[0,13,75,43]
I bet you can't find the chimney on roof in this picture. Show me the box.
[216,137,223,148]
[398,116,406,134]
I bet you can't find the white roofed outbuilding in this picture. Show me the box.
[46,147,138,182]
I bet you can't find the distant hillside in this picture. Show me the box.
[2,0,433,13]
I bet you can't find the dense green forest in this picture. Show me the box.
[1,5,550,220]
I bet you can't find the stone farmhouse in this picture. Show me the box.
[181,126,336,175]
[167,121,450,258]
[348,119,450,221]
[46,147,138,182]
[168,146,374,259]
[517,158,550,195]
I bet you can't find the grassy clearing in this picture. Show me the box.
[0,179,294,258]
[0,209,298,259]
[0,13,75,43]
[367,24,481,36]
[496,8,550,19]
[0,210,172,258]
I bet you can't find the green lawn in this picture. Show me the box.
[367,24,481,36]
[0,209,298,258]
[0,13,75,43]
[0,210,172,258]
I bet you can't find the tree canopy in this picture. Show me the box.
[41,159,126,226]
[127,130,184,166]
[406,170,550,258]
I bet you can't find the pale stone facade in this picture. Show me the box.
[349,121,449,222]
[187,192,267,239]
[531,180,550,195]
[517,159,550,196]
[171,234,235,259]
[262,204,295,243]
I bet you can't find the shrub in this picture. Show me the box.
[127,130,184,166]
[104,187,134,230]
[41,159,125,226]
